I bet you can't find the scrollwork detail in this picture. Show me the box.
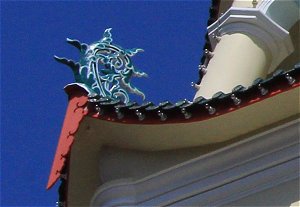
[55,28,147,103]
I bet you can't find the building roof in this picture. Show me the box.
[47,0,300,205]
[48,63,300,190]
[86,65,299,124]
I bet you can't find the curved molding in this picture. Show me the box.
[90,120,300,206]
[208,7,294,73]
[47,85,89,189]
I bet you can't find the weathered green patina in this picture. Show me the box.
[55,28,147,103]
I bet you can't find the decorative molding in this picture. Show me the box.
[90,120,300,206]
[207,7,294,73]
[47,85,89,189]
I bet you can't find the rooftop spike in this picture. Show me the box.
[66,38,83,51]
[53,56,80,71]
[101,28,113,44]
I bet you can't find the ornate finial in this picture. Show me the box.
[115,107,124,120]
[135,109,145,121]
[204,49,214,59]
[205,104,216,115]
[191,82,200,90]
[198,64,207,74]
[157,110,167,121]
[55,28,147,103]
[230,94,241,106]
[252,0,258,8]
[181,108,192,119]
[212,34,221,42]
[285,73,296,85]
[56,201,65,207]
[258,84,268,96]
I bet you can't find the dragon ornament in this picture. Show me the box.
[55,28,147,103]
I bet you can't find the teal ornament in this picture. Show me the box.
[55,28,147,103]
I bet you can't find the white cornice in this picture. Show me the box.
[207,7,294,73]
[90,119,300,206]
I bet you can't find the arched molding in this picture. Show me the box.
[208,7,294,73]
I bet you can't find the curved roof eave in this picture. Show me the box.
[47,65,299,190]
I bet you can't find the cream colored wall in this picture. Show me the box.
[226,178,300,207]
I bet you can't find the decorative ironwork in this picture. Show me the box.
[181,108,192,119]
[204,49,214,59]
[157,110,167,121]
[115,107,124,120]
[258,84,268,96]
[135,109,145,121]
[56,201,65,207]
[55,28,147,103]
[205,104,216,115]
[230,94,242,106]
[285,73,295,85]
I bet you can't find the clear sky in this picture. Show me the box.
[1,1,210,206]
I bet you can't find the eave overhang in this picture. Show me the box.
[90,119,300,206]
[47,65,300,190]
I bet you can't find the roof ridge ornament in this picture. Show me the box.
[55,28,147,103]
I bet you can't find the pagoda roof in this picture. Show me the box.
[47,64,300,191]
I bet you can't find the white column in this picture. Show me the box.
[195,33,269,99]
[194,7,294,99]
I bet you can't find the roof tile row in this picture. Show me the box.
[87,64,300,124]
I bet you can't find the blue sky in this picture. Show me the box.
[1,1,210,206]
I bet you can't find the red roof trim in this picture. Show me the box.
[47,89,88,189]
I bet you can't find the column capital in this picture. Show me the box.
[208,7,294,73]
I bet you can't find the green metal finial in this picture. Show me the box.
[55,28,147,103]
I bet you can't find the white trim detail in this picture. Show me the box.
[90,119,300,206]
[208,7,294,73]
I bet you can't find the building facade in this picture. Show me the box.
[48,0,300,206]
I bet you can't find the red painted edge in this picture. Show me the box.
[47,89,88,189]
